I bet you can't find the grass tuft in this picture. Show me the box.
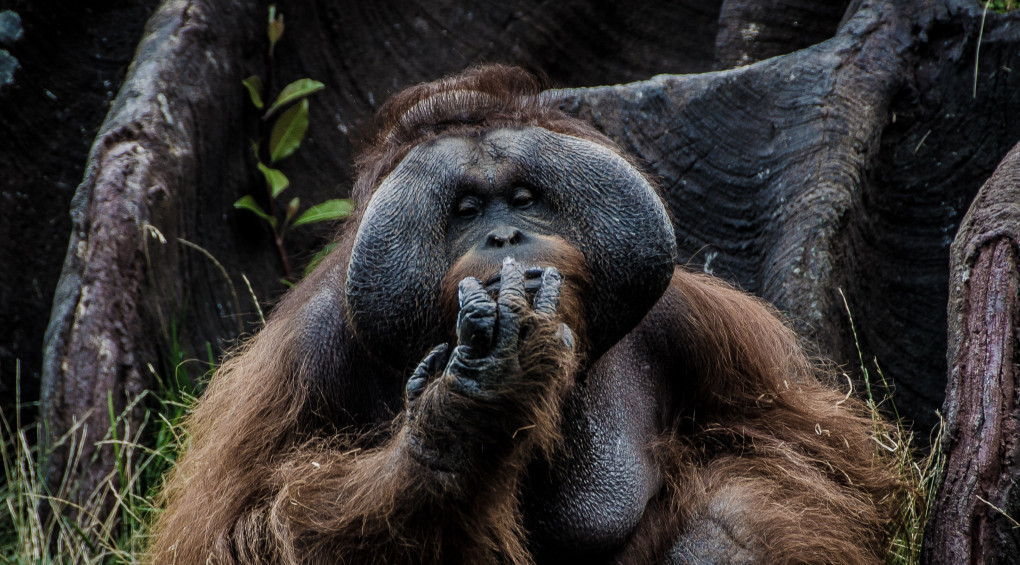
[0,360,198,564]
[867,363,945,565]
[839,290,945,565]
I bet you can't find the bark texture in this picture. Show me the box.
[40,0,261,500]
[16,0,1020,562]
[554,0,1020,434]
[925,140,1020,563]
[0,0,158,423]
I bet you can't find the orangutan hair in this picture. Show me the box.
[148,65,901,564]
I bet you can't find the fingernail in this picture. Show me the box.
[542,267,562,282]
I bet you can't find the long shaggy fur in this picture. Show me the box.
[618,270,901,564]
[147,65,901,564]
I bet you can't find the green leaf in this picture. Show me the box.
[234,195,277,228]
[265,79,325,118]
[279,277,295,288]
[242,75,264,109]
[292,198,354,227]
[269,98,309,164]
[304,242,338,277]
[257,162,289,197]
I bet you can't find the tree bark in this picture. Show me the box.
[22,0,1020,561]
[40,0,261,503]
[925,140,1020,563]
[0,0,158,426]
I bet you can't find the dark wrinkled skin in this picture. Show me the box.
[339,127,677,560]
[345,127,676,367]
[404,260,572,474]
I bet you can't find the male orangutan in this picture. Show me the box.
[149,65,901,564]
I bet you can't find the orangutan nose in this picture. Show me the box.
[485,227,524,248]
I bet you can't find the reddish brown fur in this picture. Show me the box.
[149,276,574,564]
[616,270,901,564]
[147,65,901,564]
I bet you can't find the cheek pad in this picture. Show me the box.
[512,129,677,346]
[345,147,457,360]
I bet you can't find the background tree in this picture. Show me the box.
[1,0,1018,562]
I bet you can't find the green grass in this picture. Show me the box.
[1,228,236,563]
[864,362,945,565]
[839,290,945,565]
[0,358,200,564]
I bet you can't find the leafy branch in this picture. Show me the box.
[237,5,352,282]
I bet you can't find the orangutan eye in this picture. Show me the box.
[456,196,482,219]
[511,187,535,209]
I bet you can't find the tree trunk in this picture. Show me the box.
[0,0,159,429]
[21,0,1020,561]
[925,140,1020,563]
[40,0,261,504]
